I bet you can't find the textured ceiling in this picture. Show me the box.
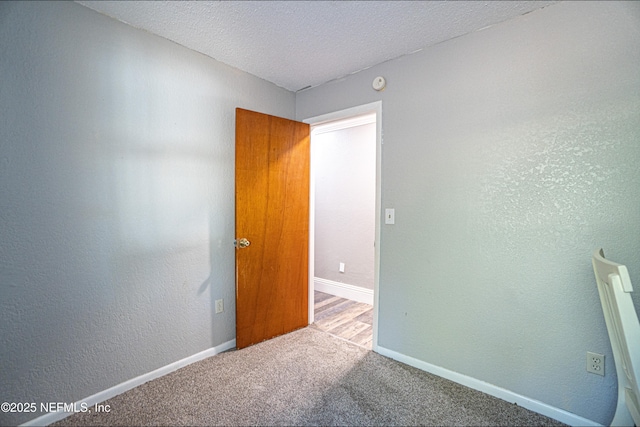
[76,1,557,92]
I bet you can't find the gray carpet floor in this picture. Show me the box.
[55,327,565,426]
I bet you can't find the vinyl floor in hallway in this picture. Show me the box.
[311,291,373,349]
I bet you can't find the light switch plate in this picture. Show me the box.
[385,208,395,224]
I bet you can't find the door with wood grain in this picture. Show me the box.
[235,108,310,349]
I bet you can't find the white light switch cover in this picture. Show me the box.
[385,208,395,224]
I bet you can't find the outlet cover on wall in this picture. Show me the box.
[215,299,224,314]
[587,351,605,376]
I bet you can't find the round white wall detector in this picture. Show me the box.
[372,76,386,91]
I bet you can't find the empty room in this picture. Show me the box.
[1,1,639,426]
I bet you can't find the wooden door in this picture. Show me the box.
[235,108,310,349]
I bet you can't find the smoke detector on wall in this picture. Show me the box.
[372,76,386,91]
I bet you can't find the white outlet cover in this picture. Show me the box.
[586,351,605,376]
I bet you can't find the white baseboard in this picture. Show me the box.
[314,277,374,305]
[22,339,236,427]
[375,345,602,427]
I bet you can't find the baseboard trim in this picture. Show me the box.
[22,339,236,427]
[375,345,602,427]
[314,277,373,305]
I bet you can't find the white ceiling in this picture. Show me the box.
[76,1,557,92]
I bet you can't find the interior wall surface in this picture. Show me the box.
[296,2,640,424]
[313,123,376,290]
[0,2,294,425]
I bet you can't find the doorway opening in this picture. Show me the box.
[303,101,382,351]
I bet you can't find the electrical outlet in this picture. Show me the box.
[587,352,605,376]
[215,299,224,314]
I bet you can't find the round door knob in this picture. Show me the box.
[237,238,251,249]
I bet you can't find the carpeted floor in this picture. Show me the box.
[54,327,565,426]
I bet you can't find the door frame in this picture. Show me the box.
[302,101,382,352]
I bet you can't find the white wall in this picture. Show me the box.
[313,122,376,290]
[297,2,640,424]
[0,2,294,425]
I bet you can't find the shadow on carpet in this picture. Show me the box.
[54,327,565,426]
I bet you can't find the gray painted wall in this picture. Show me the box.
[298,2,640,424]
[313,123,376,290]
[0,2,294,425]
